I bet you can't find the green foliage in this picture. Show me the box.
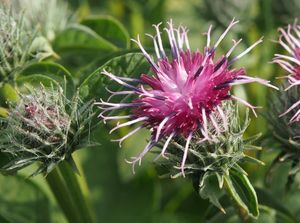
[0,175,51,223]
[81,16,130,48]
[0,0,300,222]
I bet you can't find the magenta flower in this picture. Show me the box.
[273,20,300,122]
[96,19,276,175]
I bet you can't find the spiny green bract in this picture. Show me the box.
[156,101,260,181]
[266,84,300,184]
[10,0,74,41]
[0,5,54,82]
[155,101,261,213]
[0,85,95,176]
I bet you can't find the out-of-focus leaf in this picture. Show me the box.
[0,175,51,223]
[79,52,149,100]
[81,16,130,49]
[0,83,19,105]
[53,24,118,53]
[206,207,236,223]
[76,49,140,81]
[81,127,156,223]
[199,174,225,213]
[0,214,10,223]
[29,36,57,61]
[256,188,297,223]
[224,169,259,218]
[16,62,75,98]
[0,107,8,117]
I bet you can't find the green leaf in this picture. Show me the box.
[0,175,51,223]
[224,169,259,218]
[79,52,149,100]
[0,83,19,105]
[206,207,236,223]
[199,174,225,214]
[256,188,297,223]
[29,36,57,61]
[0,107,8,117]
[16,62,75,99]
[53,24,118,53]
[0,214,10,223]
[81,16,130,49]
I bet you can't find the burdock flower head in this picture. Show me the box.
[0,85,94,176]
[273,20,300,122]
[97,19,276,175]
[266,21,300,185]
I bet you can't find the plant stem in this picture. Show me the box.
[45,168,82,223]
[58,160,96,223]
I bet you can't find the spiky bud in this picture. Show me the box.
[272,0,300,25]
[0,85,94,176]
[266,84,300,184]
[0,6,55,81]
[8,0,74,41]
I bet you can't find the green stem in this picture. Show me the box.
[58,160,96,223]
[45,168,82,223]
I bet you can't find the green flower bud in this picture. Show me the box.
[0,85,95,176]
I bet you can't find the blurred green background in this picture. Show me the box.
[1,0,300,222]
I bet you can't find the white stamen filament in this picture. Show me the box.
[160,131,175,158]
[233,75,279,90]
[153,22,166,58]
[278,36,294,55]
[279,99,300,117]
[131,35,159,72]
[126,140,155,174]
[287,25,300,48]
[217,106,228,131]
[111,126,143,147]
[209,114,221,135]
[279,28,296,50]
[289,109,300,123]
[146,33,160,59]
[155,116,170,142]
[180,132,193,178]
[272,59,295,74]
[230,37,263,64]
[226,39,242,58]
[284,80,300,91]
[231,95,259,117]
[206,25,212,48]
[274,54,300,66]
[101,70,139,91]
[213,18,239,50]
[109,117,148,134]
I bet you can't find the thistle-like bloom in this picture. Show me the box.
[273,20,300,122]
[0,85,94,176]
[266,84,300,187]
[97,19,276,175]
